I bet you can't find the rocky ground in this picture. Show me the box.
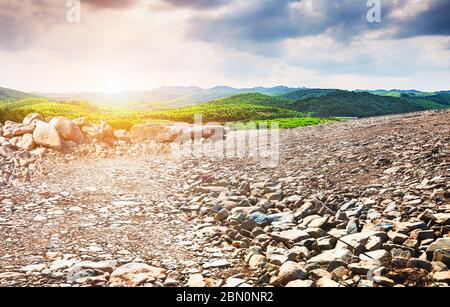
[0,110,449,287]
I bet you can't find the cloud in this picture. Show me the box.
[391,0,450,38]
[0,0,65,51]
[189,0,387,45]
[284,35,450,77]
[0,0,449,92]
[84,0,139,9]
[0,0,139,51]
[162,0,232,9]
[187,0,449,52]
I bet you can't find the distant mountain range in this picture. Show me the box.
[2,85,450,119]
[32,86,299,106]
[0,87,38,100]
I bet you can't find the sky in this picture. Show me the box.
[0,0,449,93]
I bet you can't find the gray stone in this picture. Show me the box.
[432,250,450,266]
[203,259,230,269]
[285,279,314,287]
[276,229,310,243]
[187,274,206,287]
[307,248,353,265]
[336,231,387,250]
[426,238,450,257]
[359,249,390,261]
[277,261,307,285]
[373,276,395,287]
[348,261,380,275]
[316,277,340,287]
[388,231,409,245]
[19,263,46,273]
[248,254,267,269]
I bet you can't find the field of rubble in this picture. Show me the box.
[0,110,449,287]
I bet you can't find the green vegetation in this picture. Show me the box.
[365,90,435,97]
[277,88,335,100]
[0,95,306,130]
[143,101,304,123]
[0,87,37,100]
[231,117,341,129]
[156,85,298,105]
[284,90,450,118]
[209,93,291,106]
[0,98,101,123]
[1,88,449,131]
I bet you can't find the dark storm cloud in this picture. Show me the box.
[394,0,450,38]
[191,0,295,44]
[188,0,450,49]
[190,0,394,45]
[1,0,449,53]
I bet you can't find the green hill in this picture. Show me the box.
[362,89,435,97]
[277,88,335,100]
[1,90,449,130]
[0,87,37,100]
[38,86,298,107]
[207,93,292,106]
[0,98,101,123]
[145,100,304,123]
[0,95,306,129]
[284,90,450,118]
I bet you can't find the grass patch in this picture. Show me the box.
[231,117,342,129]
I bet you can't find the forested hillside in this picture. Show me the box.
[0,87,36,99]
[1,88,449,128]
[284,90,450,118]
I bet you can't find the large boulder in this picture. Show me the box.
[23,113,44,125]
[49,116,84,144]
[9,135,35,151]
[113,129,130,142]
[81,120,115,144]
[2,121,36,138]
[130,124,180,143]
[72,117,89,127]
[20,134,35,151]
[33,121,61,148]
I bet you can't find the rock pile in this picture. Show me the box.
[0,110,448,287]
[0,114,224,185]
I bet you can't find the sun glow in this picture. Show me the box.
[96,76,129,94]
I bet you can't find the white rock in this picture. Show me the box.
[33,121,61,148]
[19,263,46,273]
